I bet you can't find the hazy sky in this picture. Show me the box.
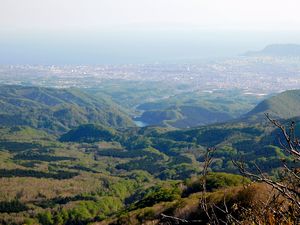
[1,0,300,31]
[1,0,300,64]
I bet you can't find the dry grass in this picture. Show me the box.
[0,173,105,202]
[94,182,298,225]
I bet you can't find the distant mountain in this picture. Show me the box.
[0,85,134,132]
[245,89,300,120]
[244,44,300,57]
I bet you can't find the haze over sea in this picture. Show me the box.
[1,29,300,65]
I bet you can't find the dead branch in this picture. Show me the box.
[265,113,300,159]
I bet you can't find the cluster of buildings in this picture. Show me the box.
[0,56,300,94]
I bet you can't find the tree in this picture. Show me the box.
[38,211,54,225]
[234,113,300,222]
[160,114,300,224]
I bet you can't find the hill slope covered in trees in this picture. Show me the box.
[0,86,299,224]
[245,89,300,120]
[0,85,134,132]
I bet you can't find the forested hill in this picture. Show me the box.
[0,86,299,224]
[244,89,300,120]
[0,85,134,132]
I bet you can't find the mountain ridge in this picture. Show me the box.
[0,85,134,132]
[244,44,300,57]
[244,89,300,120]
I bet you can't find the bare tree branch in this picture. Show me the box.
[265,113,300,159]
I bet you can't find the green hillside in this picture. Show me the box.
[138,105,232,128]
[245,89,300,120]
[136,89,262,128]
[0,85,134,132]
[60,124,117,143]
[0,87,299,224]
[137,109,183,126]
[0,116,296,224]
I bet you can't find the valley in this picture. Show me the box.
[0,81,299,224]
